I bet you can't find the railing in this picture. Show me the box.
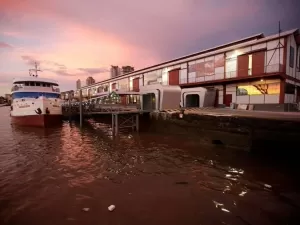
[180,64,284,84]
[62,102,141,114]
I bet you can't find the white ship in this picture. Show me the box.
[10,63,63,127]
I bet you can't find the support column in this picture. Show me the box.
[222,84,226,105]
[115,114,119,135]
[111,114,115,135]
[279,79,285,104]
[136,114,139,132]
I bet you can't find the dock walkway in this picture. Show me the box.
[162,107,300,122]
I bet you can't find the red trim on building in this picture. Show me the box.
[252,51,265,75]
[168,69,180,85]
[132,78,139,91]
[279,79,286,104]
[237,54,249,77]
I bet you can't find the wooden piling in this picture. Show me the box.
[79,89,83,128]
[136,114,139,132]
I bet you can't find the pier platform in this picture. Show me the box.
[162,107,300,122]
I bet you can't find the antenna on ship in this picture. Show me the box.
[29,62,41,77]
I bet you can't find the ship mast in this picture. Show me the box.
[29,62,41,77]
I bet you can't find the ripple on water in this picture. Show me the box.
[0,108,299,225]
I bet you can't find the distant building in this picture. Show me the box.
[110,65,134,78]
[86,77,95,86]
[121,66,134,74]
[76,79,81,89]
[5,94,12,105]
[110,65,121,78]
[0,96,5,104]
[60,90,74,100]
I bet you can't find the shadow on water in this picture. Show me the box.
[0,106,300,225]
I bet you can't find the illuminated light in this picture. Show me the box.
[239,191,247,197]
[213,200,224,208]
[261,79,264,82]
[221,208,230,213]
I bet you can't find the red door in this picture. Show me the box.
[132,78,139,91]
[237,54,249,77]
[120,96,127,105]
[224,94,232,107]
[168,69,180,85]
[252,51,265,76]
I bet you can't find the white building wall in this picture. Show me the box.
[286,35,297,78]
[226,85,237,103]
[296,46,300,80]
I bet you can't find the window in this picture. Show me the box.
[285,83,295,94]
[25,82,29,86]
[30,82,35,86]
[289,46,294,68]
[12,92,60,99]
[236,83,280,96]
[35,82,41,86]
[248,54,252,75]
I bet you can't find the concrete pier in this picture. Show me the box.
[146,108,300,157]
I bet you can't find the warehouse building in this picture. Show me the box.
[76,28,300,111]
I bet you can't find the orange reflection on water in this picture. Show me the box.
[59,125,97,187]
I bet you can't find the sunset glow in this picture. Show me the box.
[0,0,299,95]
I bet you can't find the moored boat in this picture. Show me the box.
[10,63,63,127]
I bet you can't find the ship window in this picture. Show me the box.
[35,82,41,86]
[30,82,35,86]
[42,83,46,87]
[12,92,60,99]
[25,82,29,86]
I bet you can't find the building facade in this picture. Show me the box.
[122,66,134,74]
[76,29,300,110]
[86,77,95,86]
[76,79,81,90]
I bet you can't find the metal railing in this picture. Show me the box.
[62,102,141,114]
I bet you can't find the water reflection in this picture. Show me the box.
[0,107,299,225]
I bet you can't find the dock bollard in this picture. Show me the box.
[179,109,184,119]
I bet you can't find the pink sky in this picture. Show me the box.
[0,0,299,95]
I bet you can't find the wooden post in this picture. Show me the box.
[112,114,115,135]
[115,113,119,135]
[79,89,83,128]
[68,93,71,121]
[136,114,139,132]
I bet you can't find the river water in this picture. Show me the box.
[0,106,299,225]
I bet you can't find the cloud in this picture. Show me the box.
[78,67,109,74]
[0,42,12,49]
[21,55,40,66]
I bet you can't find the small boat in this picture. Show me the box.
[10,62,63,127]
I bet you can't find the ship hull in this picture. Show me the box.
[11,114,62,127]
